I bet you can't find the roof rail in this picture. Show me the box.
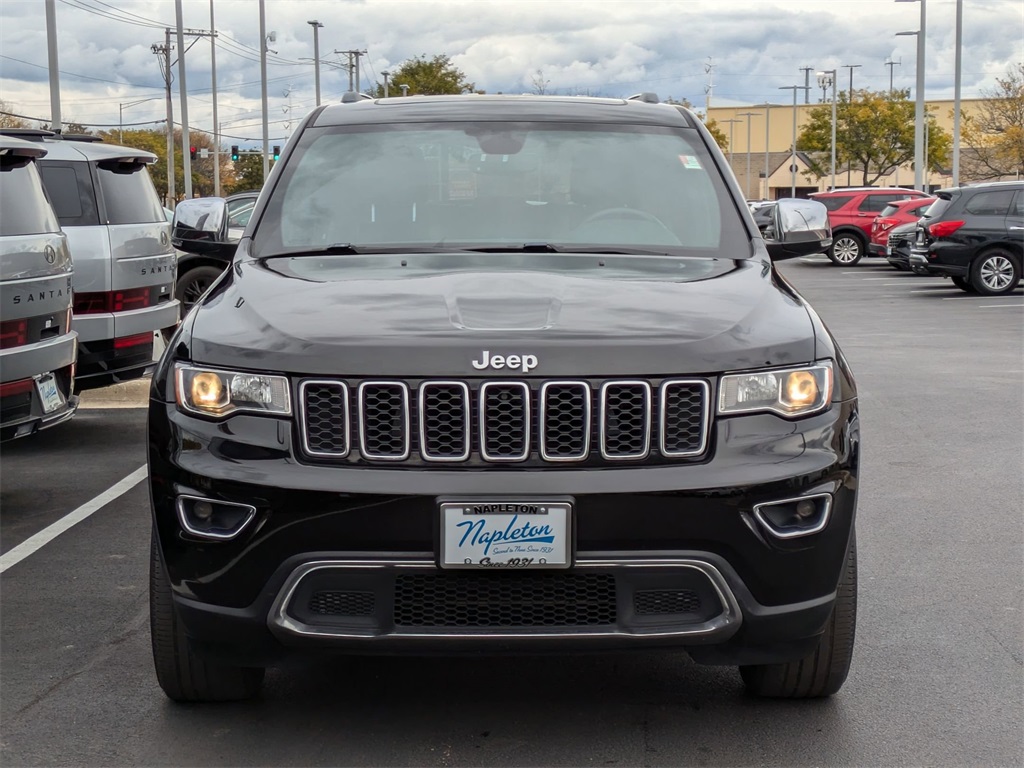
[627,92,660,104]
[340,91,373,104]
[0,127,56,140]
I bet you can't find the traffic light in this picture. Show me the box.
[189,145,197,161]
[272,145,280,161]
[230,145,239,162]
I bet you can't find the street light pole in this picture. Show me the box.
[307,21,323,107]
[779,86,801,197]
[763,102,772,199]
[817,70,837,190]
[382,71,390,98]
[174,0,191,200]
[210,0,220,197]
[896,0,926,191]
[721,118,741,163]
[952,0,962,186]
[44,0,61,133]
[259,0,269,183]
[739,111,760,199]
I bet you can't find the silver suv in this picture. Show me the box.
[0,135,78,441]
[2,129,179,391]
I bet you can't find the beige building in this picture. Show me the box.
[707,98,991,198]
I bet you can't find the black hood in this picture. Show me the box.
[189,252,815,377]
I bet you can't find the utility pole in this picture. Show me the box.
[307,20,323,106]
[739,111,761,199]
[382,71,390,98]
[799,67,813,104]
[841,64,862,97]
[884,58,901,93]
[703,57,714,114]
[44,0,61,132]
[152,31,175,205]
[763,102,772,199]
[210,0,220,197]
[259,0,269,183]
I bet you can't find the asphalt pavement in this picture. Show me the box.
[0,257,1021,767]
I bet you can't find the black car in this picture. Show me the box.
[173,191,259,312]
[153,94,856,703]
[910,181,1023,294]
[885,221,919,271]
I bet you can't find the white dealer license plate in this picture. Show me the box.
[440,501,571,569]
[886,245,893,256]
[35,373,64,414]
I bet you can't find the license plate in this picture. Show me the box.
[35,373,64,414]
[886,245,892,256]
[440,501,571,569]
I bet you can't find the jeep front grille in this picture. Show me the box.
[299,378,710,466]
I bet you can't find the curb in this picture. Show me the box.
[78,378,151,408]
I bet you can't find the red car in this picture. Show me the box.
[868,197,935,257]
[810,188,931,266]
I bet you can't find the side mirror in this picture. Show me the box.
[171,197,230,255]
[765,199,832,261]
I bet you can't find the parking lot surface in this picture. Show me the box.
[1,258,1021,767]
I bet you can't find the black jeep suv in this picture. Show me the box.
[152,94,857,702]
[910,181,1023,294]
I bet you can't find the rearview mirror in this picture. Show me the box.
[765,199,832,261]
[172,197,230,255]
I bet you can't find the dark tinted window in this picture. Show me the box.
[38,161,100,226]
[963,189,1015,216]
[1012,191,1024,217]
[858,194,900,213]
[97,164,164,224]
[879,203,900,217]
[0,157,60,236]
[818,195,853,211]
[227,195,257,228]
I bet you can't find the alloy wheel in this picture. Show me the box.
[833,237,861,264]
[979,256,1014,291]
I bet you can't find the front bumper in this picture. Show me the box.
[149,397,859,666]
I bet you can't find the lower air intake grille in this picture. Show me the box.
[393,572,617,627]
[634,589,702,616]
[308,590,376,616]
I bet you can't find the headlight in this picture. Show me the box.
[718,362,833,418]
[175,364,291,418]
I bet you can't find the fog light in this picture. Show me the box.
[176,495,257,541]
[752,493,833,539]
[795,499,816,519]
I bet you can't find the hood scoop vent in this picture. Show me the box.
[449,296,561,331]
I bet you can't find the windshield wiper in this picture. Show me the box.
[459,243,678,257]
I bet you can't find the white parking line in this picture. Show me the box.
[978,304,1024,309]
[0,464,147,574]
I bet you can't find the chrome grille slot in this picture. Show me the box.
[540,381,591,461]
[300,380,350,457]
[358,382,410,460]
[419,381,470,462]
[600,381,651,459]
[660,380,710,457]
[479,382,530,461]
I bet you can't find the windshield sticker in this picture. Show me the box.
[679,155,702,169]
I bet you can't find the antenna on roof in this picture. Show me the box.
[627,92,660,104]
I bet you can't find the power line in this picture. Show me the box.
[0,109,164,127]
[56,0,164,29]
[0,54,164,90]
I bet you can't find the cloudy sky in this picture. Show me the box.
[1,0,1021,146]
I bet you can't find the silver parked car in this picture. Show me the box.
[2,129,179,391]
[0,135,78,441]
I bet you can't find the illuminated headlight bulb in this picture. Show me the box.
[783,370,818,407]
[191,371,228,409]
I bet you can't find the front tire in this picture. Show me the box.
[828,234,865,266]
[150,531,265,702]
[970,250,1021,296]
[740,534,857,698]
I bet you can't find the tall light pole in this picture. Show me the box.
[174,0,192,200]
[381,71,390,98]
[721,118,742,162]
[952,0,962,186]
[210,0,220,197]
[44,0,61,132]
[779,86,801,197]
[840,64,861,185]
[739,111,760,199]
[817,70,837,190]
[259,0,269,183]
[307,20,323,107]
[896,0,926,191]
[763,103,772,199]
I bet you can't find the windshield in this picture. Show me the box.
[253,121,748,259]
